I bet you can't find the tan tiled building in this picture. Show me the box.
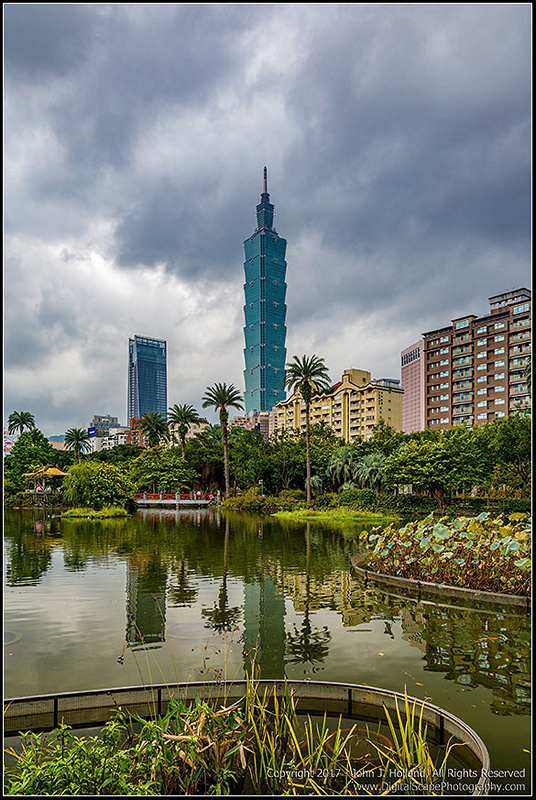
[402,288,531,431]
[274,368,403,441]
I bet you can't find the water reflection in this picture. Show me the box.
[3,509,530,716]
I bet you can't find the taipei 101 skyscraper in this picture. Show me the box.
[243,168,287,414]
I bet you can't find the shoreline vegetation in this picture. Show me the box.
[4,672,471,796]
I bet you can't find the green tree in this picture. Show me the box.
[7,411,36,436]
[383,431,487,509]
[3,428,57,496]
[228,427,272,492]
[488,415,531,496]
[185,426,224,491]
[284,354,331,502]
[129,447,197,494]
[202,383,243,498]
[64,428,91,463]
[62,461,134,510]
[87,444,144,465]
[370,418,405,455]
[168,404,203,459]
[138,412,169,448]
[268,428,306,493]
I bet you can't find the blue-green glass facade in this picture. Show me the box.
[128,335,167,422]
[243,169,287,413]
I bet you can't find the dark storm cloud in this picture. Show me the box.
[4,4,531,435]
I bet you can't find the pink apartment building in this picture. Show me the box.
[401,340,425,433]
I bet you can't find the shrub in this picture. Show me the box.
[315,492,340,509]
[278,489,306,501]
[338,488,376,508]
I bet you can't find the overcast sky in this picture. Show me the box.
[4,3,531,436]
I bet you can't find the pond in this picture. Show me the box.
[3,509,531,795]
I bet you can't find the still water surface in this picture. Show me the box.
[3,509,531,793]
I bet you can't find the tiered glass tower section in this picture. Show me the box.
[243,168,287,414]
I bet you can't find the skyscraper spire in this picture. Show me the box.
[256,166,275,231]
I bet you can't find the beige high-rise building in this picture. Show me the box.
[274,368,403,442]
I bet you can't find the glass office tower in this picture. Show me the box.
[243,168,287,414]
[127,335,167,422]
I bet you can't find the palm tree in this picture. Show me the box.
[168,404,203,459]
[202,383,243,497]
[354,452,386,494]
[138,412,169,448]
[326,445,360,490]
[64,428,91,462]
[8,411,36,436]
[284,354,331,503]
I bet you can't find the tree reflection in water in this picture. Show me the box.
[285,524,331,674]
[201,518,241,634]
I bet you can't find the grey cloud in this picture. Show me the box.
[4,3,97,79]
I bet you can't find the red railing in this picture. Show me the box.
[132,493,213,501]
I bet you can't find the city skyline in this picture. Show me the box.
[4,4,531,436]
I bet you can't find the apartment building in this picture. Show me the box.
[274,368,403,442]
[229,409,278,440]
[402,288,531,431]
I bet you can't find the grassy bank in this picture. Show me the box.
[61,506,129,519]
[272,507,400,525]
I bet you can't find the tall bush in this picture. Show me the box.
[63,462,134,510]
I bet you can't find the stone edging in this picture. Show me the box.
[350,555,530,610]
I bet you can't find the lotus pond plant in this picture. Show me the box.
[360,512,531,595]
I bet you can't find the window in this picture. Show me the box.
[440,383,449,389]
[494,322,506,330]
[455,320,469,330]
[476,326,487,334]
[440,348,449,354]
[495,360,505,367]
[477,413,487,420]
[477,377,487,383]
[440,406,449,412]
[513,303,529,315]
[477,352,487,359]
[495,386,505,392]
[494,398,505,405]
[477,401,487,408]
[495,373,505,380]
[440,359,449,365]
[495,411,505,418]
[440,336,449,343]
[494,335,505,342]
[440,371,449,377]
[440,394,449,400]
[477,339,486,346]
[440,417,449,423]
[477,364,486,371]
[477,389,487,395]
[495,348,505,354]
